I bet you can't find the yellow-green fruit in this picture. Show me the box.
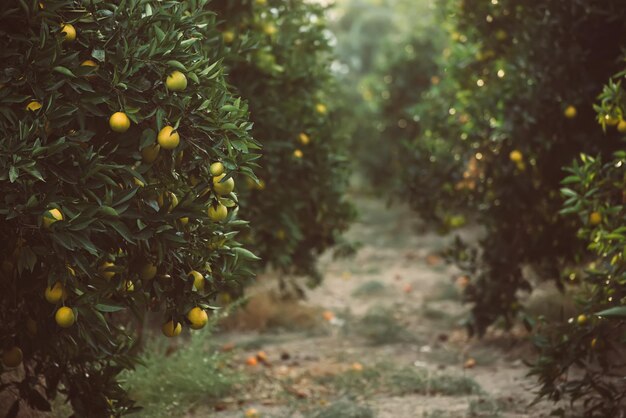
[140,263,157,281]
[99,262,116,280]
[564,105,577,119]
[293,149,303,158]
[43,208,64,229]
[213,174,235,195]
[223,30,235,43]
[208,203,228,222]
[123,280,134,292]
[157,191,179,212]
[315,103,327,114]
[618,120,626,133]
[141,144,160,163]
[589,211,602,226]
[26,100,42,111]
[577,314,587,325]
[166,71,188,92]
[189,270,204,291]
[299,133,310,145]
[179,217,189,226]
[44,281,66,303]
[109,112,130,133]
[210,162,225,176]
[187,307,208,330]
[157,126,180,150]
[55,306,75,328]
[162,320,182,337]
[509,150,523,163]
[2,347,23,368]
[60,23,76,42]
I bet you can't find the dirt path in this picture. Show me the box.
[200,195,558,418]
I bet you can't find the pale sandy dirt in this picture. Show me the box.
[190,195,571,418]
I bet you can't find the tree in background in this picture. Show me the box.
[332,0,443,190]
[393,0,626,414]
[213,0,355,289]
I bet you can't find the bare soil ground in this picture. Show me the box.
[191,195,566,418]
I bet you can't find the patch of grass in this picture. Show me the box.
[388,368,481,396]
[122,327,244,418]
[308,398,375,418]
[314,362,481,399]
[431,280,461,301]
[354,306,412,345]
[351,280,387,297]
[467,397,509,417]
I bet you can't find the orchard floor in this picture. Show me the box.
[186,195,565,418]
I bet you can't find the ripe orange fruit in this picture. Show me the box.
[81,60,98,68]
[44,281,66,303]
[2,347,23,368]
[256,351,268,362]
[298,133,310,145]
[351,362,363,371]
[189,270,204,291]
[509,150,523,163]
[322,311,334,321]
[162,320,182,337]
[55,306,75,328]
[26,100,43,112]
[42,208,63,229]
[187,307,208,330]
[60,23,76,42]
[589,212,602,226]
[293,149,303,158]
[109,112,131,133]
[246,356,258,366]
[157,126,180,150]
[245,408,259,418]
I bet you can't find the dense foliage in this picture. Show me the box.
[389,0,626,414]
[400,0,624,334]
[214,0,355,287]
[0,0,259,415]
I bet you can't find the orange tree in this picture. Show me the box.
[398,0,625,336]
[212,0,354,287]
[529,75,626,416]
[0,0,258,415]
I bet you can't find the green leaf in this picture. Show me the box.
[595,306,626,318]
[53,66,76,78]
[94,304,126,313]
